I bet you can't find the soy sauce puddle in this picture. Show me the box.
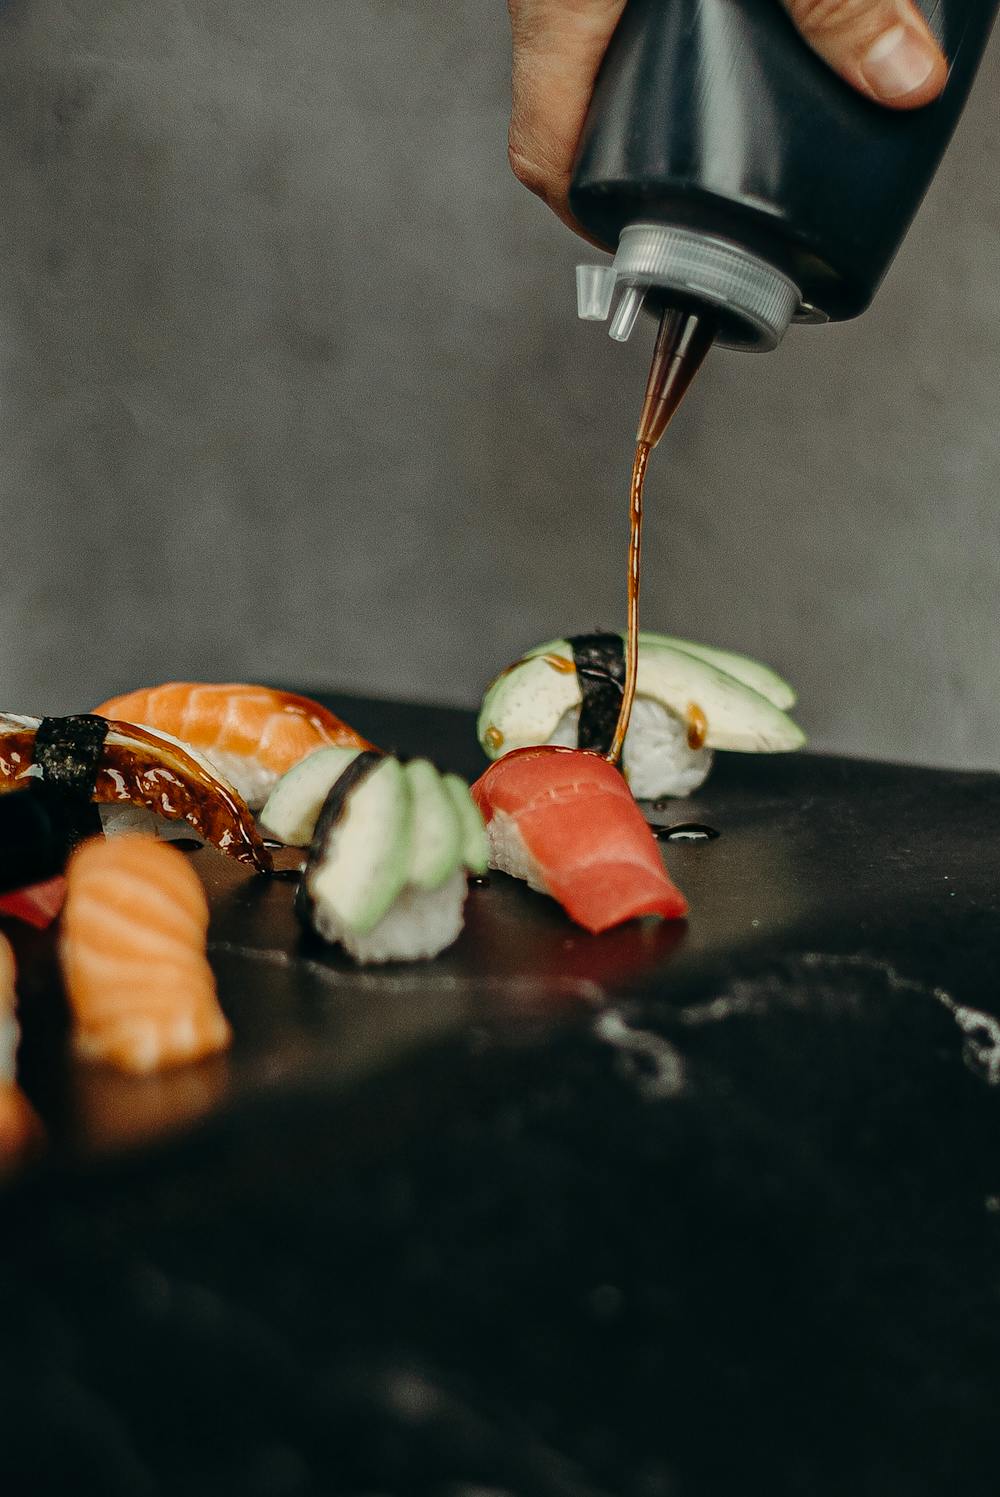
[652,822,719,843]
[261,838,306,879]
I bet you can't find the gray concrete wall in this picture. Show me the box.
[0,0,996,769]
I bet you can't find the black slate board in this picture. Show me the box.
[2,693,1000,1497]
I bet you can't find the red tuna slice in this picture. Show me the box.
[471,746,688,933]
[0,876,68,929]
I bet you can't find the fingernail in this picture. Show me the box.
[861,24,938,99]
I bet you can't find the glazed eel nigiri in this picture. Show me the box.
[0,713,270,873]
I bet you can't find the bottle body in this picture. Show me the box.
[570,0,998,324]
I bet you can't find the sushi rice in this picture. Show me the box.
[311,868,468,964]
[548,696,713,799]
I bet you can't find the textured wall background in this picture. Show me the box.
[0,0,996,767]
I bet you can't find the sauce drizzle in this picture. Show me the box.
[540,653,577,675]
[605,439,649,765]
[686,702,708,752]
[604,306,716,768]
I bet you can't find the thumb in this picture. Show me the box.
[781,0,948,107]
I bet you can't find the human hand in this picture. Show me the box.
[507,0,949,234]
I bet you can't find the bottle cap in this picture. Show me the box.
[578,223,804,351]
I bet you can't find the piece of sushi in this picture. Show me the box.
[477,631,804,799]
[0,713,270,872]
[0,785,82,926]
[471,745,688,933]
[295,752,487,964]
[0,877,67,930]
[0,933,41,1164]
[60,835,231,1074]
[94,683,371,810]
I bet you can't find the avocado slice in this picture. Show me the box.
[405,759,463,891]
[443,773,489,875]
[260,745,362,847]
[636,632,796,710]
[305,755,412,934]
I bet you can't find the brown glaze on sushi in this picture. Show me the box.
[0,714,271,873]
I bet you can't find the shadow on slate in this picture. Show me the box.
[2,957,1000,1497]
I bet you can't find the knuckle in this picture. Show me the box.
[785,0,880,38]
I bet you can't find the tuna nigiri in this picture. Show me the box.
[60,836,231,1074]
[94,683,371,810]
[0,933,41,1164]
[471,745,688,933]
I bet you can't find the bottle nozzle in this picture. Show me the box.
[609,285,647,343]
[637,306,715,450]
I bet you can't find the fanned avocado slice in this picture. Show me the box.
[405,759,463,891]
[636,632,796,710]
[260,745,363,847]
[443,773,489,875]
[304,756,412,934]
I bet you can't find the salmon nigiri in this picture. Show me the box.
[471,745,688,933]
[60,836,231,1074]
[94,683,371,810]
[0,933,41,1163]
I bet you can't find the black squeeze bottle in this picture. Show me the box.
[570,0,998,352]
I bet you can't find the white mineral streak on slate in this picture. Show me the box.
[801,952,1000,1088]
[933,994,1000,1087]
[593,1010,685,1101]
[665,951,1000,1091]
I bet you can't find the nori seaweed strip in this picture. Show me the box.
[34,715,109,799]
[30,715,107,855]
[568,633,626,754]
[295,750,384,929]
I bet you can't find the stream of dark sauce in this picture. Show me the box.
[606,438,650,765]
[604,307,716,766]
